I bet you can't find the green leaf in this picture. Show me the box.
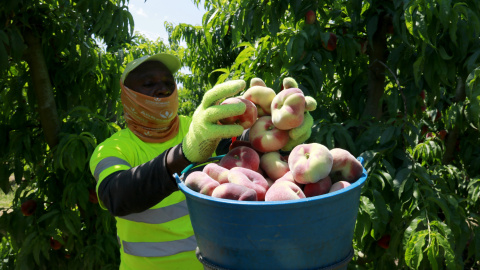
[414,165,434,186]
[370,171,387,190]
[63,213,78,236]
[379,126,396,146]
[234,46,255,66]
[394,167,411,197]
[438,46,453,60]
[466,67,480,129]
[426,236,439,270]
[438,0,452,29]
[32,235,42,266]
[20,231,37,256]
[426,196,452,225]
[0,30,8,44]
[9,28,27,61]
[0,42,8,72]
[355,210,372,242]
[326,128,335,149]
[403,215,424,247]
[435,232,457,270]
[360,196,377,237]
[474,226,480,264]
[37,209,60,224]
[203,8,219,47]
[372,189,390,224]
[405,5,414,36]
[0,163,11,194]
[366,15,378,47]
[405,230,428,269]
[413,55,423,86]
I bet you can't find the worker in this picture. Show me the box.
[89,52,314,269]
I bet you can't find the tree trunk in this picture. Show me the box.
[23,30,60,149]
[362,14,389,120]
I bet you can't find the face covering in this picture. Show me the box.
[120,82,180,143]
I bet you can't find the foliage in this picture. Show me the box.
[169,0,480,269]
[0,0,161,269]
[0,0,480,269]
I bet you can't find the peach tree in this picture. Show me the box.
[0,0,183,269]
[169,0,480,269]
[1,0,479,269]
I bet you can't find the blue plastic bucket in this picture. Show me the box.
[174,157,367,270]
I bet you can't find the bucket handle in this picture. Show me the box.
[357,156,364,166]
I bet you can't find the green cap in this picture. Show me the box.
[120,52,181,83]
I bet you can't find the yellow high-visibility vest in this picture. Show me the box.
[90,115,203,270]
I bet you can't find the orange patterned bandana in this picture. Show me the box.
[120,82,180,143]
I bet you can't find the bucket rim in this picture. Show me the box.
[174,156,367,207]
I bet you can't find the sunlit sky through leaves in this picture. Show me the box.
[128,0,206,44]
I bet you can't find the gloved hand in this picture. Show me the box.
[280,77,317,151]
[182,80,247,163]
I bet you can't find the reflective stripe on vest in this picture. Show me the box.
[93,156,132,181]
[119,200,189,224]
[122,235,197,257]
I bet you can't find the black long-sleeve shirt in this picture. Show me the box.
[97,132,249,217]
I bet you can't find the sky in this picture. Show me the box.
[127,0,207,44]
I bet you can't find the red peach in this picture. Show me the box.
[242,86,276,117]
[50,237,62,250]
[219,145,260,171]
[250,77,267,87]
[322,33,338,51]
[228,168,268,201]
[88,188,98,204]
[329,181,351,193]
[275,171,305,190]
[377,234,391,249]
[229,167,269,190]
[303,176,332,197]
[288,143,333,184]
[212,183,258,201]
[219,97,258,129]
[203,163,229,184]
[260,151,290,181]
[185,171,220,196]
[435,110,442,122]
[265,181,306,201]
[249,116,290,153]
[229,140,263,156]
[282,77,298,89]
[305,10,316,25]
[438,130,447,141]
[275,171,296,184]
[21,199,37,216]
[270,88,306,130]
[329,148,363,183]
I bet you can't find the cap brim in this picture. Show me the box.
[121,52,182,83]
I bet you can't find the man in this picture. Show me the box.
[89,52,247,269]
[90,52,315,269]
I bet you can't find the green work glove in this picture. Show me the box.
[281,77,318,151]
[182,80,247,163]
